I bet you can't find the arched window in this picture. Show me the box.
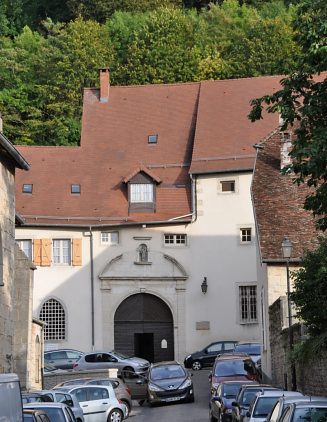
[39,299,66,341]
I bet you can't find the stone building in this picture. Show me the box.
[0,128,43,389]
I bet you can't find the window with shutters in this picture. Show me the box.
[39,299,66,341]
[53,239,71,265]
[239,285,257,324]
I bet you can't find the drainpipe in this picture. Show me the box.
[89,226,95,349]
[190,174,197,223]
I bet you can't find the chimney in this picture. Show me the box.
[280,131,292,170]
[99,68,110,103]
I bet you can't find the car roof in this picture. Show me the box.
[235,342,261,346]
[256,390,302,398]
[55,384,112,391]
[24,402,69,408]
[292,401,327,408]
[44,349,82,353]
[221,380,256,385]
[215,353,252,361]
[151,361,181,368]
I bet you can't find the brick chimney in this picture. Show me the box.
[99,68,110,103]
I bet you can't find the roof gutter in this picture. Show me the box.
[262,258,302,264]
[0,132,30,170]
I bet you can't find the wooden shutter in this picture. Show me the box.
[72,238,82,266]
[40,239,51,266]
[33,239,42,266]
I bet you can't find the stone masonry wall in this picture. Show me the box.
[270,297,327,396]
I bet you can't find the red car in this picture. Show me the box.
[209,353,260,394]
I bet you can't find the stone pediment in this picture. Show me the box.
[99,251,188,281]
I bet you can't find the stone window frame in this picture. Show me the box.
[236,282,258,325]
[217,176,239,194]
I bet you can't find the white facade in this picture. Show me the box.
[16,171,262,361]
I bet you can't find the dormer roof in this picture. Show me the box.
[123,166,162,184]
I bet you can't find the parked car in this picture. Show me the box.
[243,390,303,422]
[147,361,194,406]
[210,380,253,422]
[209,353,260,394]
[24,402,77,422]
[279,401,327,422]
[53,377,132,417]
[23,409,51,422]
[73,351,150,375]
[37,390,84,422]
[184,341,238,371]
[0,373,23,422]
[44,349,84,370]
[266,396,327,422]
[233,344,262,364]
[232,384,278,422]
[54,384,128,421]
[22,393,53,404]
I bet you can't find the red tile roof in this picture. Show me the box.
[15,76,283,227]
[252,130,319,262]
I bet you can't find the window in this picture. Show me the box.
[221,180,235,192]
[22,184,33,193]
[39,299,66,341]
[240,228,252,243]
[164,234,187,246]
[130,184,153,203]
[101,231,119,245]
[16,239,32,260]
[71,184,81,194]
[239,286,257,323]
[148,134,158,144]
[53,239,71,264]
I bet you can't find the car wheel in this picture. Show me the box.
[191,360,202,370]
[122,366,134,378]
[108,408,123,422]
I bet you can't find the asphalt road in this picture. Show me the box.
[128,369,211,422]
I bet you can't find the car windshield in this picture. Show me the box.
[222,384,242,399]
[253,397,279,417]
[214,360,255,377]
[293,407,327,422]
[151,365,185,381]
[234,345,261,355]
[241,389,263,405]
[34,408,66,422]
[111,351,129,360]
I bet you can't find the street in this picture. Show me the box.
[128,370,211,421]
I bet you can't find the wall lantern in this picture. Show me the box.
[201,277,208,294]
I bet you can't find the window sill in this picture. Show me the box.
[134,261,152,265]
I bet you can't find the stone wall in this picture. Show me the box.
[269,297,327,396]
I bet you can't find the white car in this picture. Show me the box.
[24,402,77,421]
[37,389,84,421]
[244,390,303,422]
[54,384,128,422]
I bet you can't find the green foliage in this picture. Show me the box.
[290,237,327,339]
[249,0,327,230]
[290,332,327,363]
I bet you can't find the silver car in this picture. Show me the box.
[72,351,149,375]
[37,390,84,422]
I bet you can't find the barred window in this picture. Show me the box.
[39,299,66,340]
[239,286,257,323]
[164,234,187,246]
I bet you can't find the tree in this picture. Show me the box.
[290,237,327,343]
[249,0,327,230]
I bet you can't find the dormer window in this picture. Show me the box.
[123,166,161,214]
[130,184,153,203]
[148,134,158,144]
[23,184,33,193]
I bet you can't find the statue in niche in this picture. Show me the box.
[138,244,148,263]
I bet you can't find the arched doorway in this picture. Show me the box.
[114,293,174,363]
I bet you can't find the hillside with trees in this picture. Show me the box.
[0,0,302,145]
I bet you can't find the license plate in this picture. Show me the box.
[164,397,181,402]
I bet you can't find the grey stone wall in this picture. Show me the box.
[269,297,327,396]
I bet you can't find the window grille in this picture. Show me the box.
[130,184,153,203]
[240,228,252,243]
[39,299,66,340]
[239,286,257,323]
[164,234,187,245]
